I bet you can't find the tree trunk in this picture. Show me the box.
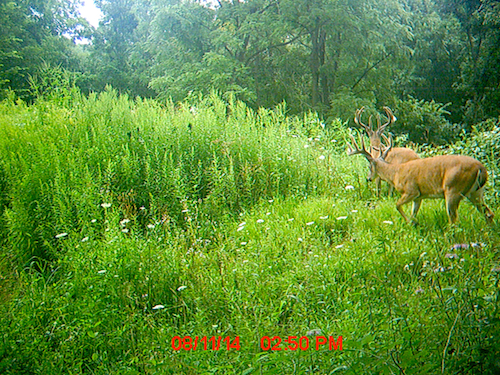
[310,21,328,110]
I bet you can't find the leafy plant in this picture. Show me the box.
[392,97,461,144]
[0,93,499,374]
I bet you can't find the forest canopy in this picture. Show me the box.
[1,0,499,143]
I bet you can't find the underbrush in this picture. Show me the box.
[0,89,345,268]
[0,92,499,374]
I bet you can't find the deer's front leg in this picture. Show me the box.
[396,192,420,225]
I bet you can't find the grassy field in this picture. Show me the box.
[0,89,499,374]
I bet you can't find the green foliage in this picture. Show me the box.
[0,90,339,267]
[0,0,87,100]
[444,0,500,124]
[392,97,461,145]
[328,90,376,126]
[28,62,81,105]
[3,0,500,126]
[0,95,499,373]
[432,120,500,202]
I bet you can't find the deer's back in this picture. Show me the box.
[386,147,420,165]
[393,155,486,197]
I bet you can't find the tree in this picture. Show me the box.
[77,0,155,97]
[441,0,500,124]
[0,0,87,100]
[145,0,219,102]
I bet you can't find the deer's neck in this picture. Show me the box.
[374,159,398,183]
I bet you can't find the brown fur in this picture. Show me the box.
[347,134,494,224]
[355,107,420,195]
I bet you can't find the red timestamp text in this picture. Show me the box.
[172,336,241,351]
[260,335,343,351]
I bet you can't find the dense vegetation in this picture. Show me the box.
[0,88,499,373]
[1,0,500,143]
[1,0,500,373]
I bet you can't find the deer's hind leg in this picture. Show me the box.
[445,191,463,224]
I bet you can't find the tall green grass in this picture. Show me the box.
[0,88,346,268]
[0,90,499,374]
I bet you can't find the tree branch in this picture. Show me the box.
[351,52,393,90]
[245,31,306,64]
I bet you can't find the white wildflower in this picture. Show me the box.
[383,220,394,225]
[101,203,112,208]
[97,270,106,274]
[345,185,355,190]
[55,232,68,239]
[177,285,187,292]
[306,221,315,226]
[81,237,89,242]
[318,155,326,160]
[152,304,165,310]
[319,216,329,220]
[336,216,348,220]
[256,219,265,223]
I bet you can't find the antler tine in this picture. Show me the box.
[346,131,372,160]
[354,107,371,132]
[354,108,360,125]
[377,106,396,135]
[380,133,393,160]
[381,133,390,144]
[346,134,356,155]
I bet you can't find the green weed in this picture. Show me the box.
[0,92,499,374]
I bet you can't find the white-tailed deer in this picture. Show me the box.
[347,133,495,225]
[355,106,419,196]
